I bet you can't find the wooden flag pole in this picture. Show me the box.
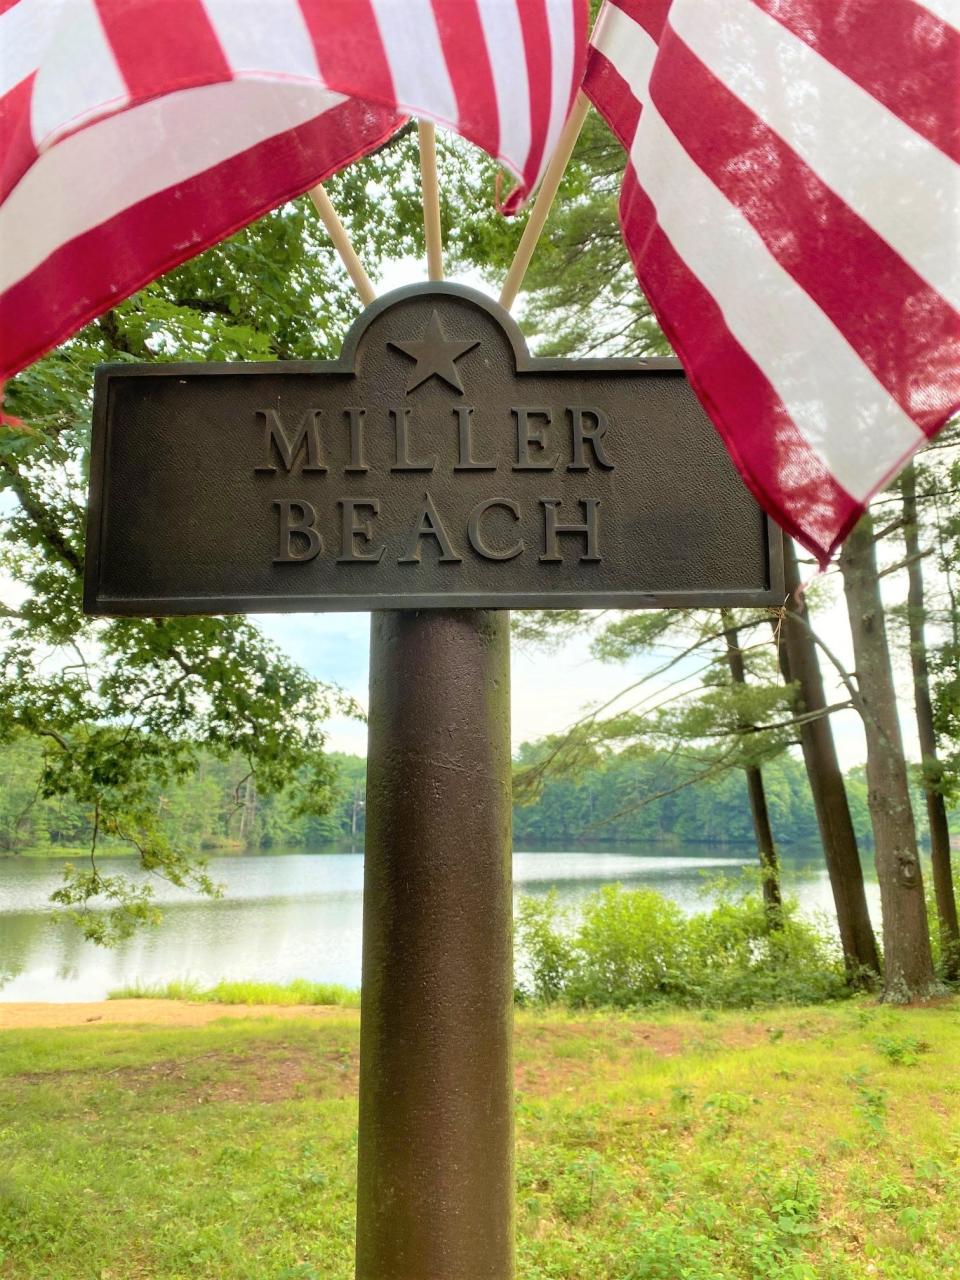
[499,90,591,312]
[418,120,444,281]
[308,184,377,306]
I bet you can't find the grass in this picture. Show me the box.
[2,1001,960,1278]
[107,978,361,1008]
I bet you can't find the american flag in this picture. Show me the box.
[585,0,960,566]
[0,0,587,381]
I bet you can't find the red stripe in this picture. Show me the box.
[430,0,499,160]
[650,31,960,435]
[300,0,397,106]
[0,73,37,203]
[95,0,231,100]
[517,0,552,194]
[583,47,642,151]
[0,97,401,382]
[569,0,589,110]
[605,0,671,44]
[0,1,24,14]
[750,0,960,164]
[619,163,863,566]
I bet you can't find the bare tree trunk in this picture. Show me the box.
[721,610,783,923]
[839,514,937,1002]
[776,539,881,982]
[901,464,959,980]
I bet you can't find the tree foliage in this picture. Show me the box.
[514,608,807,814]
[0,137,444,937]
[512,746,873,849]
[517,884,850,1010]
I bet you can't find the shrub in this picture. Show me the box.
[516,884,850,1010]
[567,887,687,1007]
[515,892,576,1003]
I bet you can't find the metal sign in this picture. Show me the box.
[84,283,782,615]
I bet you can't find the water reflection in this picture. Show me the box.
[0,846,879,1002]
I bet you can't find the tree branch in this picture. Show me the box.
[782,610,869,723]
[0,457,83,574]
[878,548,933,579]
[36,726,71,751]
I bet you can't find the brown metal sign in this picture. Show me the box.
[84,283,782,615]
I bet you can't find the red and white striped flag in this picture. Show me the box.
[585,0,960,565]
[0,0,587,381]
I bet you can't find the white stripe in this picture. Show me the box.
[0,80,342,293]
[29,0,128,148]
[633,112,924,499]
[918,0,960,32]
[475,0,531,178]
[669,0,960,313]
[201,0,322,82]
[592,1,656,95]
[368,0,458,126]
[539,0,576,184]
[598,9,924,497]
[0,0,60,98]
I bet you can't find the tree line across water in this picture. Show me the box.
[0,738,365,855]
[0,734,887,856]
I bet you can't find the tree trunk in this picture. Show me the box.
[839,514,937,1002]
[901,464,960,980]
[721,610,783,923]
[238,775,257,848]
[776,538,881,982]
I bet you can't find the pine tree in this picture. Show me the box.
[840,515,938,1001]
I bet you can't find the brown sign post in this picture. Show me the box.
[85,283,782,1279]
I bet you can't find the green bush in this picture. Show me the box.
[516,892,577,1003]
[516,885,850,1010]
[567,887,688,1006]
[925,881,960,985]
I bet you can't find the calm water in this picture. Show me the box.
[0,845,880,1001]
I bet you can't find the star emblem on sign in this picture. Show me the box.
[388,310,480,394]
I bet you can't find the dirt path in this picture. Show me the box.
[0,1000,360,1030]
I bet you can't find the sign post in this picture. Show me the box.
[357,608,513,1278]
[84,282,783,1278]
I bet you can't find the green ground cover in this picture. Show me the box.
[2,1001,959,1278]
[108,979,361,1008]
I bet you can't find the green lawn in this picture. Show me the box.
[2,1001,959,1278]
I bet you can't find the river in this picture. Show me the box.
[0,844,881,1001]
